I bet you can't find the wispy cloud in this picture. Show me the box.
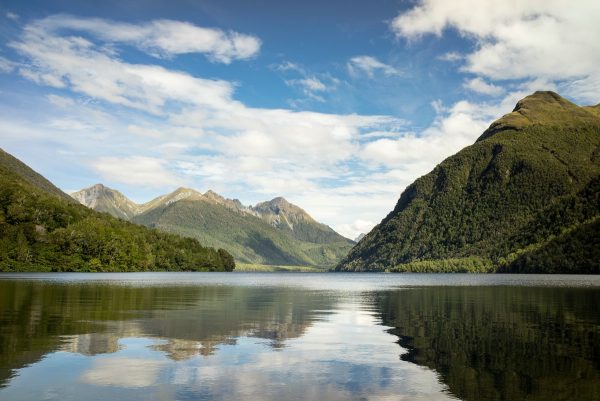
[285,76,330,101]
[30,14,261,63]
[347,56,401,78]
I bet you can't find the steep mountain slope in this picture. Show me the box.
[73,186,353,267]
[337,91,600,273]
[0,148,74,202]
[0,148,235,272]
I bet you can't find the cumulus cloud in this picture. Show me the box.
[35,14,261,63]
[391,0,600,103]
[347,56,401,78]
[91,156,183,187]
[463,77,504,96]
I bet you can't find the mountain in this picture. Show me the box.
[354,233,366,242]
[72,184,141,219]
[0,148,74,202]
[337,91,600,273]
[72,185,354,267]
[0,148,235,272]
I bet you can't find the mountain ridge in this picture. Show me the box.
[72,184,353,266]
[337,91,600,273]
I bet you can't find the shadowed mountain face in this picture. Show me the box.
[338,91,600,273]
[72,186,353,267]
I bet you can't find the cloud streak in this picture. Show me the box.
[35,14,261,63]
[347,56,401,78]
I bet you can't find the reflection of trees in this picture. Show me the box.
[0,281,333,387]
[375,287,600,401]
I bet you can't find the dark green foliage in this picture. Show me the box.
[337,92,600,273]
[377,286,600,401]
[503,218,600,273]
[388,257,493,273]
[0,154,235,272]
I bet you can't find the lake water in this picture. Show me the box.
[0,273,599,401]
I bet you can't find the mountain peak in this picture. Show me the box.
[204,189,225,201]
[477,90,600,142]
[71,183,139,219]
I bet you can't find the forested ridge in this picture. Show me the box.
[0,149,235,272]
[337,91,600,273]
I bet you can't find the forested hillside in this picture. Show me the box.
[337,92,600,273]
[0,149,235,272]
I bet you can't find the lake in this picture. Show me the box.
[0,273,599,401]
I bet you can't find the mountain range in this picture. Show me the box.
[337,91,600,273]
[71,185,354,267]
[0,148,235,272]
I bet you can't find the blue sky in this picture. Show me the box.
[1,0,599,238]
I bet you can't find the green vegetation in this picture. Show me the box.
[388,257,493,273]
[337,91,600,273]
[130,194,353,268]
[235,263,325,272]
[73,184,354,268]
[0,149,235,272]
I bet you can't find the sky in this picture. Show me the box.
[0,0,599,239]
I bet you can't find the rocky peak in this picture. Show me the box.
[163,187,202,205]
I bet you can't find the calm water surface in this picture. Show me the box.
[0,273,598,401]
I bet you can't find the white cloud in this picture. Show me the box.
[438,51,462,62]
[347,56,401,78]
[464,77,504,96]
[296,77,327,92]
[336,219,377,241]
[6,12,19,21]
[0,56,16,73]
[11,24,235,114]
[81,357,166,388]
[271,61,304,73]
[35,14,261,63]
[91,156,183,187]
[6,12,547,240]
[285,76,329,101]
[47,94,75,108]
[391,0,600,103]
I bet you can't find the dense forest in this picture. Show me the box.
[0,148,235,272]
[337,92,600,273]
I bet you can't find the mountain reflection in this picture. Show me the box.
[0,281,332,386]
[375,286,600,401]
